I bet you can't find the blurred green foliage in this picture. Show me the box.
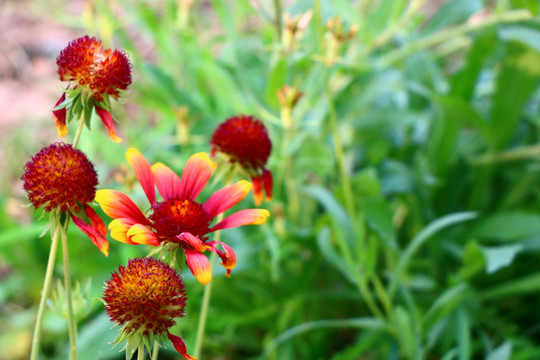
[3,0,540,359]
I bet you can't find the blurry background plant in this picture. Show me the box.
[3,0,540,359]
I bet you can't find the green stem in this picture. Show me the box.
[324,70,356,218]
[468,143,540,165]
[272,0,282,41]
[30,212,62,360]
[72,112,86,149]
[377,9,531,66]
[137,342,145,360]
[60,220,77,360]
[193,212,225,358]
[151,341,159,360]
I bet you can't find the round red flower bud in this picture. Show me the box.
[103,257,187,337]
[210,115,273,205]
[56,35,132,102]
[210,115,272,172]
[22,143,98,213]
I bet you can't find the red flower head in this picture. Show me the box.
[96,149,270,284]
[103,257,195,360]
[22,143,109,255]
[210,115,273,205]
[53,35,132,143]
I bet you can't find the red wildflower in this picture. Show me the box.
[22,143,109,255]
[96,149,269,284]
[210,115,273,205]
[103,257,195,360]
[53,35,132,142]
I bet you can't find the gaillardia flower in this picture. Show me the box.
[96,149,269,284]
[22,143,109,255]
[53,35,132,142]
[210,115,273,205]
[103,257,195,360]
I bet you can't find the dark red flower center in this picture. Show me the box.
[150,198,212,241]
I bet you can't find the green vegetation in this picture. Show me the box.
[3,0,540,359]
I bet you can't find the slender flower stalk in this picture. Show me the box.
[23,143,109,359]
[30,212,61,360]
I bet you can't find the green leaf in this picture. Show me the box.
[459,240,485,279]
[423,283,470,330]
[487,342,513,360]
[481,244,523,274]
[482,271,540,299]
[389,212,478,297]
[471,211,540,242]
[500,26,540,53]
[390,306,417,360]
[362,198,397,249]
[265,58,287,109]
[490,41,540,148]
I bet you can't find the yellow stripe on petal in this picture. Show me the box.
[108,218,137,244]
[185,249,212,285]
[211,209,270,231]
[95,189,149,224]
[126,224,160,246]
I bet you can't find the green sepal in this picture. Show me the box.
[124,331,141,360]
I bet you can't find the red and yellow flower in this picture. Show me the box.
[210,115,273,205]
[22,143,109,255]
[53,35,132,142]
[103,257,195,360]
[96,149,269,284]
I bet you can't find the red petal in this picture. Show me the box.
[207,241,237,278]
[94,105,123,143]
[211,209,270,231]
[70,213,109,256]
[53,93,68,138]
[262,168,273,201]
[167,331,197,360]
[251,175,263,206]
[126,148,156,205]
[179,153,215,200]
[177,232,212,252]
[185,249,212,285]
[202,180,252,217]
[152,162,182,201]
[84,204,107,236]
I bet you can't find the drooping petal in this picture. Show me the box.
[262,168,273,201]
[108,218,137,245]
[70,213,109,256]
[84,204,107,236]
[202,180,252,217]
[152,162,182,201]
[211,209,270,231]
[94,105,123,143]
[179,153,215,200]
[167,331,197,360]
[177,232,212,252]
[207,241,237,278]
[251,175,263,206]
[126,224,160,246]
[185,249,211,285]
[52,93,67,138]
[126,148,156,205]
[95,190,149,225]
